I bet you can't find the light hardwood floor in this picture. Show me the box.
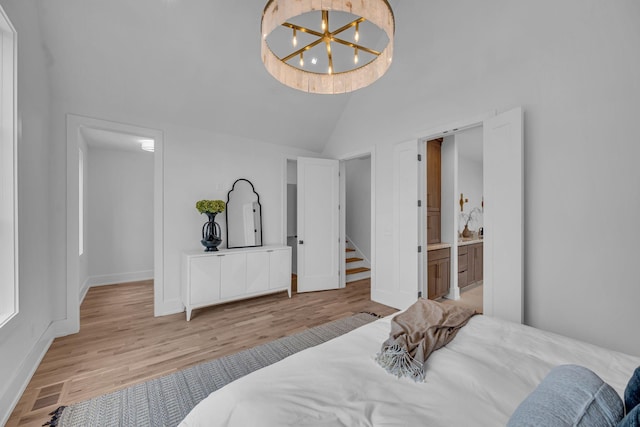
[441,283,483,314]
[7,278,397,426]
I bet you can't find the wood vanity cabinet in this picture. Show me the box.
[458,242,483,289]
[426,139,443,244]
[458,246,469,288]
[471,243,483,283]
[426,140,442,211]
[428,247,450,300]
[427,212,441,244]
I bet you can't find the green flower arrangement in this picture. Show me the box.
[196,199,226,214]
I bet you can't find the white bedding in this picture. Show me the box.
[180,315,640,426]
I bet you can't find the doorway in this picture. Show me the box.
[282,151,375,299]
[65,115,164,334]
[80,128,155,299]
[418,108,524,323]
[424,127,484,313]
[343,155,372,286]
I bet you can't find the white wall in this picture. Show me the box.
[456,128,483,233]
[161,125,315,313]
[324,0,640,356]
[86,147,154,286]
[345,157,371,260]
[0,0,55,422]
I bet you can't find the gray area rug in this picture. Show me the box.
[52,312,380,427]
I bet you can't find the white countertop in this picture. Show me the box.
[458,238,484,247]
[427,243,452,251]
[428,238,484,251]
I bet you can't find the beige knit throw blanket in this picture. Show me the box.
[376,298,476,381]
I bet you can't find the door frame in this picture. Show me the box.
[65,115,165,335]
[282,148,376,293]
[417,111,495,308]
[337,148,376,290]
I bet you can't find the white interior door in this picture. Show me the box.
[392,140,420,309]
[483,107,524,323]
[297,157,340,292]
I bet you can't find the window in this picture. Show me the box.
[0,6,17,327]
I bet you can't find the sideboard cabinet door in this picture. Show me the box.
[269,249,291,290]
[190,256,221,305]
[220,253,247,299]
[246,251,270,294]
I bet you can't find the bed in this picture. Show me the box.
[179,313,640,426]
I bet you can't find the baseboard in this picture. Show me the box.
[86,270,154,288]
[0,321,56,426]
[79,276,91,304]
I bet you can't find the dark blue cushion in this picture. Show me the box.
[626,367,640,415]
[508,365,624,427]
[618,404,640,427]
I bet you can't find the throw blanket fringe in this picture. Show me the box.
[376,343,425,381]
[376,299,476,381]
[43,406,66,426]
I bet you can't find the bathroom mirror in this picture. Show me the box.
[226,178,263,249]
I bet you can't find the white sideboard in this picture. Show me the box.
[182,245,291,321]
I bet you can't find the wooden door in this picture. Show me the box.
[426,139,442,211]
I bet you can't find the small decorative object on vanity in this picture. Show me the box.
[196,199,225,252]
[460,206,482,238]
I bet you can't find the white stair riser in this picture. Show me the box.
[346,270,371,283]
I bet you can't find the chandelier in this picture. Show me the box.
[261,0,395,94]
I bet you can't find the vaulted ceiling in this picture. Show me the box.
[37,0,400,153]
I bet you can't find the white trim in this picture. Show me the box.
[0,4,18,328]
[79,276,91,304]
[0,322,55,426]
[339,161,346,288]
[415,111,495,143]
[66,115,165,335]
[79,271,154,304]
[88,271,154,287]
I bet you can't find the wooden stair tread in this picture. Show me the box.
[346,267,371,275]
[346,257,363,263]
[346,248,356,252]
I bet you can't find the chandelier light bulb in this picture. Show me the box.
[328,65,333,74]
[322,18,326,31]
[355,22,360,42]
[354,48,359,64]
[299,52,304,67]
[292,29,297,47]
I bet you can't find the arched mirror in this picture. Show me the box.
[226,179,263,249]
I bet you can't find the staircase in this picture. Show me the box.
[345,239,371,283]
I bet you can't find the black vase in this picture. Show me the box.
[201,212,222,252]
